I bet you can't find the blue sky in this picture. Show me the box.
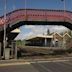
[0,0,72,16]
[0,0,71,40]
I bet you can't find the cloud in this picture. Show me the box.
[15,31,34,40]
[24,25,35,29]
[15,25,69,40]
[24,25,68,34]
[50,25,68,33]
[24,25,47,34]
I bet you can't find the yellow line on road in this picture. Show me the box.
[0,62,30,67]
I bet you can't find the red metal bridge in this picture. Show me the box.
[0,9,72,59]
[0,9,72,30]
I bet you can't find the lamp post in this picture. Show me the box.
[63,0,66,21]
[3,0,7,58]
[61,0,66,48]
[13,4,16,11]
[61,0,66,21]
[25,0,27,20]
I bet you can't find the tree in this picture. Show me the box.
[47,29,50,35]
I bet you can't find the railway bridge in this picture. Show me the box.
[0,9,72,59]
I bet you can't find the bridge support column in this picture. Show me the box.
[11,41,17,59]
[45,38,47,46]
[0,42,4,60]
[0,42,1,60]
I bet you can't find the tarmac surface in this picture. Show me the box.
[0,57,72,72]
[0,61,72,72]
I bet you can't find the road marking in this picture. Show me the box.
[63,61,72,66]
[30,59,70,64]
[0,58,71,67]
[37,63,53,72]
[0,62,30,67]
[52,60,69,62]
[55,61,72,69]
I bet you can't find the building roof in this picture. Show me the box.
[63,33,72,38]
[25,32,71,40]
[25,34,53,40]
[11,28,20,33]
[52,32,63,38]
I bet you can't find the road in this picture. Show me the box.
[0,60,72,72]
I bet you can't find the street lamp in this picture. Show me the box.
[3,0,7,58]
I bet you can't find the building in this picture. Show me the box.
[52,32,63,47]
[25,32,72,48]
[25,35,53,47]
[63,32,72,48]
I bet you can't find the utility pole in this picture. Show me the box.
[3,0,7,59]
